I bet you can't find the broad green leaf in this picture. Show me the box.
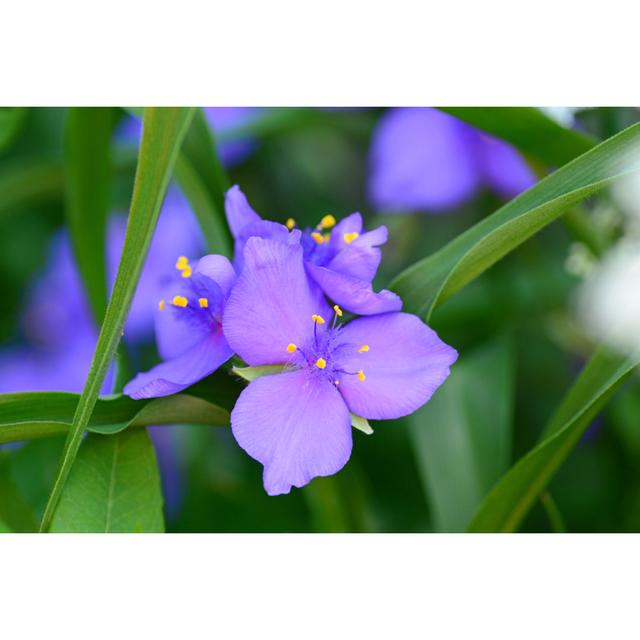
[0,391,229,444]
[0,517,11,533]
[409,336,514,532]
[50,429,164,533]
[440,107,597,167]
[391,123,640,321]
[468,347,639,533]
[64,108,115,321]
[39,108,195,532]
[0,107,27,153]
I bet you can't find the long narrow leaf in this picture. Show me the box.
[65,107,115,321]
[467,347,639,532]
[39,107,195,532]
[391,123,640,321]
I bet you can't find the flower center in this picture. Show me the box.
[284,305,369,384]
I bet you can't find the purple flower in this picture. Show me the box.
[223,236,457,495]
[225,185,402,315]
[116,107,261,167]
[368,107,537,213]
[123,254,236,399]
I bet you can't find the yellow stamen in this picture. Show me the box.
[175,256,189,270]
[158,300,165,311]
[311,314,326,325]
[286,343,297,353]
[172,295,188,307]
[286,218,296,230]
[181,265,192,278]
[311,231,325,244]
[198,298,209,308]
[357,369,366,382]
[323,232,331,242]
[344,232,359,244]
[316,358,327,369]
[320,214,336,229]
[358,344,370,353]
[333,304,343,317]
[334,380,340,385]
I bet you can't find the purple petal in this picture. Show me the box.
[368,107,481,213]
[231,369,352,495]
[305,262,402,316]
[194,254,236,297]
[203,107,260,166]
[336,312,458,419]
[327,212,363,255]
[223,237,329,365]
[326,224,388,282]
[224,185,261,238]
[476,133,537,199]
[124,332,233,399]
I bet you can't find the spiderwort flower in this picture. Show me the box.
[124,254,236,399]
[369,107,537,213]
[225,185,402,315]
[223,237,457,495]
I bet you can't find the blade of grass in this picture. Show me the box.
[39,107,195,532]
[64,108,116,321]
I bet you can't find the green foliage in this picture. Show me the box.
[0,391,229,444]
[468,347,639,532]
[0,107,27,154]
[64,108,116,321]
[39,108,195,532]
[409,336,514,532]
[50,429,164,533]
[392,122,640,321]
[441,107,597,167]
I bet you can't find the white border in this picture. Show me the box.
[2,534,638,638]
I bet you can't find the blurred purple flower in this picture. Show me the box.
[124,254,235,399]
[225,185,402,315]
[223,236,457,495]
[368,107,537,213]
[116,107,260,166]
[0,187,205,517]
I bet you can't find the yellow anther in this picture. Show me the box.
[357,369,366,382]
[333,304,343,317]
[172,295,188,307]
[175,256,189,270]
[320,214,336,229]
[344,232,359,244]
[286,343,297,353]
[311,231,325,244]
[158,300,165,311]
[198,298,209,308]
[316,358,327,369]
[311,314,326,325]
[358,344,370,353]
[181,265,193,278]
[286,218,296,230]
[334,380,340,385]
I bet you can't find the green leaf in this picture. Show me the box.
[0,391,229,444]
[64,108,116,321]
[0,107,27,153]
[409,336,514,532]
[0,452,38,532]
[0,518,11,533]
[232,364,286,382]
[39,108,195,532]
[468,347,639,533]
[391,123,640,321]
[50,429,164,533]
[179,108,231,243]
[440,107,597,167]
